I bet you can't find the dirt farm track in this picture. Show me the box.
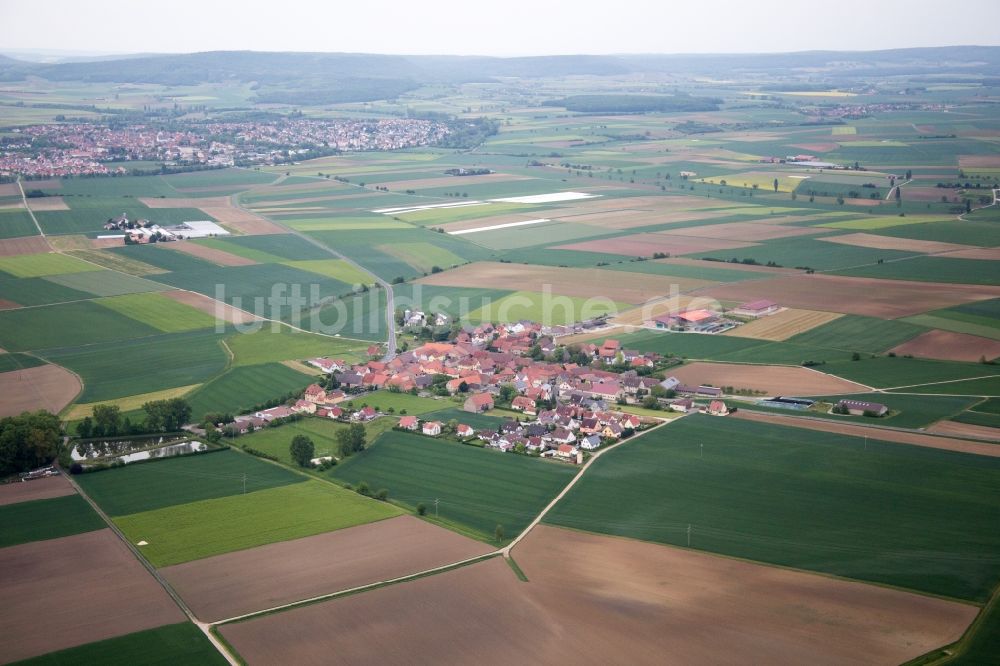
[220,526,974,666]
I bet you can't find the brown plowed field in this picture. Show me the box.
[725,308,843,340]
[0,236,48,256]
[959,155,1000,167]
[732,410,1000,457]
[819,232,974,253]
[165,241,257,266]
[661,221,823,241]
[0,364,81,418]
[161,290,261,325]
[669,361,868,394]
[927,420,999,442]
[222,527,976,666]
[697,274,1000,318]
[416,262,716,304]
[163,516,493,622]
[0,529,185,663]
[942,247,1000,260]
[24,197,68,211]
[556,233,757,257]
[0,475,74,506]
[890,330,1000,362]
[791,142,840,152]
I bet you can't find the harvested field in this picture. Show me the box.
[160,289,261,325]
[732,410,1000,457]
[890,330,1000,363]
[165,240,257,266]
[0,529,185,663]
[555,233,757,257]
[416,262,716,304]
[0,236,48,256]
[819,232,974,254]
[669,361,868,394]
[661,222,823,242]
[791,142,840,152]
[697,274,1000,319]
[24,196,68,211]
[725,308,843,341]
[927,420,999,442]
[222,528,976,666]
[440,212,544,233]
[942,247,1000,260]
[0,183,19,196]
[959,155,1000,168]
[0,364,81,417]
[0,475,74,506]
[163,515,492,622]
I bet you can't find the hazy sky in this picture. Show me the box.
[2,0,999,57]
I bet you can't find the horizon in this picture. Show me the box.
[2,0,999,58]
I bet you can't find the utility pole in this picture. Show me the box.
[864,435,868,452]
[687,524,691,547]
[242,473,247,495]
[699,443,703,459]
[434,498,439,518]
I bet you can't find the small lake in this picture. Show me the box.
[73,440,207,466]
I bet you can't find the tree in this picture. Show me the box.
[416,502,427,516]
[641,395,660,410]
[336,423,367,457]
[76,416,94,439]
[289,435,315,467]
[494,524,505,543]
[0,410,62,476]
[773,178,779,193]
[966,199,972,214]
[851,352,861,361]
[376,488,389,501]
[92,404,122,437]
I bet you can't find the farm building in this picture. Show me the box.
[758,397,815,411]
[654,309,721,332]
[464,393,494,413]
[707,400,730,416]
[731,299,780,318]
[836,399,888,416]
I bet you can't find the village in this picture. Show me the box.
[220,319,750,466]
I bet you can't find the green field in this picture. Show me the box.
[344,391,451,415]
[545,415,1000,602]
[903,299,1000,341]
[236,417,397,464]
[15,622,228,666]
[888,375,1000,396]
[821,356,1000,389]
[0,209,41,239]
[44,269,168,297]
[329,430,575,541]
[0,273,92,306]
[0,352,46,373]
[41,329,229,403]
[0,300,161,351]
[225,325,367,366]
[284,259,376,285]
[185,363,315,420]
[421,406,512,431]
[96,292,217,332]
[377,242,466,272]
[115,479,401,566]
[75,448,304,516]
[469,290,630,325]
[743,392,978,429]
[785,315,926,354]
[835,256,1000,286]
[0,494,105,548]
[0,252,101,278]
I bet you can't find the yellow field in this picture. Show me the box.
[724,309,843,341]
[777,91,858,98]
[832,126,858,135]
[64,384,201,420]
[697,172,803,193]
